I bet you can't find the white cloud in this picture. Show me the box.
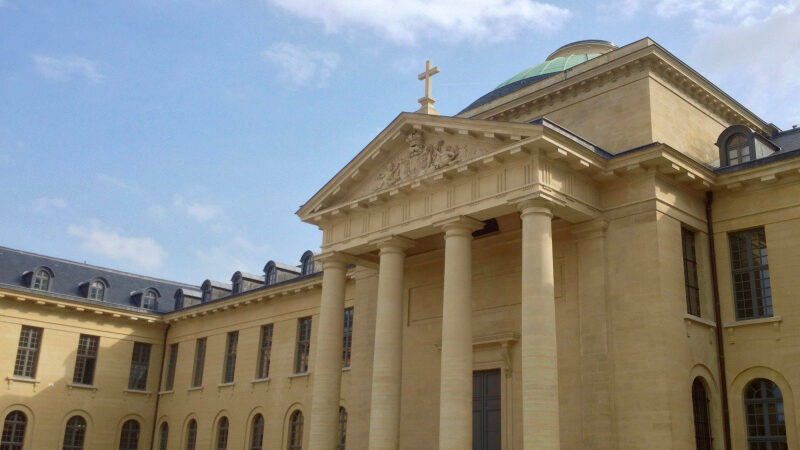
[96,173,142,193]
[31,197,67,213]
[173,194,222,222]
[263,43,340,86]
[32,54,103,82]
[693,5,800,127]
[195,235,272,281]
[68,220,166,270]
[656,0,795,28]
[266,0,570,45]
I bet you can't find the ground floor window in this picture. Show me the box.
[745,378,787,450]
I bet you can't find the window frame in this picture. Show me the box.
[118,419,140,450]
[1,410,27,450]
[745,378,787,449]
[158,422,169,450]
[72,334,100,386]
[223,331,238,384]
[88,279,107,301]
[729,227,772,320]
[343,308,354,369]
[32,267,52,291]
[295,317,312,374]
[682,228,701,317]
[127,342,152,391]
[691,379,712,450]
[142,290,158,309]
[216,417,229,450]
[191,338,206,388]
[14,325,43,379]
[250,414,264,450]
[185,419,197,450]
[164,343,178,391]
[338,407,347,450]
[62,415,88,450]
[288,410,304,450]
[256,325,274,380]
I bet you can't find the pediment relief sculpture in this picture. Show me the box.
[369,130,486,193]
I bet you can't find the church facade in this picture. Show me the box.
[2,37,800,450]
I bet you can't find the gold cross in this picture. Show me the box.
[418,60,440,100]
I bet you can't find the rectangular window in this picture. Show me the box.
[192,338,206,388]
[256,325,273,380]
[72,334,99,385]
[14,326,43,378]
[295,317,312,374]
[223,331,238,383]
[682,228,701,317]
[164,343,178,391]
[127,342,152,390]
[343,308,354,368]
[729,227,772,320]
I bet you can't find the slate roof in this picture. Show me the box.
[772,127,800,152]
[0,246,196,314]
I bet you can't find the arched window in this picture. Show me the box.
[63,415,87,450]
[726,133,750,165]
[1,411,27,450]
[33,269,51,291]
[250,414,264,450]
[288,410,303,450]
[338,407,347,450]
[691,379,712,450]
[185,419,197,450]
[745,378,787,449]
[216,417,229,450]
[300,252,315,276]
[89,279,106,301]
[143,290,157,309]
[119,419,140,450]
[158,422,169,450]
[265,264,277,285]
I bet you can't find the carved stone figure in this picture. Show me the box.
[373,130,467,190]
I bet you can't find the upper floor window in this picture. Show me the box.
[14,325,43,378]
[729,227,772,320]
[301,251,316,276]
[128,342,152,391]
[88,279,107,301]
[745,378,787,449]
[63,415,87,450]
[256,325,273,380]
[1,410,26,450]
[726,133,750,165]
[682,228,701,317]
[192,338,206,388]
[295,317,312,374]
[73,334,99,385]
[32,268,52,291]
[142,290,158,309]
[223,331,238,384]
[164,343,178,391]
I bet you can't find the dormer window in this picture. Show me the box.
[726,133,750,165]
[89,279,107,301]
[30,267,53,291]
[232,274,243,295]
[265,264,277,285]
[201,283,212,303]
[301,251,316,276]
[143,290,157,309]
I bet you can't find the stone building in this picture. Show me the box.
[2,37,800,449]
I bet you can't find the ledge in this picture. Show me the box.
[684,314,716,328]
[187,386,203,392]
[5,376,41,391]
[216,382,235,389]
[724,316,782,328]
[250,377,270,385]
[288,372,310,379]
[123,389,152,395]
[158,390,174,396]
[67,383,98,392]
[342,367,351,372]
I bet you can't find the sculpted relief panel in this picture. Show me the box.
[363,130,488,195]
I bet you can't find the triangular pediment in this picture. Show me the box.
[297,113,546,221]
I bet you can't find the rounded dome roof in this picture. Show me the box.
[460,40,617,114]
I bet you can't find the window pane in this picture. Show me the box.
[251,414,264,450]
[14,326,43,378]
[257,326,273,379]
[295,318,312,373]
[73,335,99,385]
[223,332,238,383]
[1,411,27,450]
[343,308,354,368]
[119,420,140,450]
[128,342,151,391]
[730,228,771,320]
[192,338,206,388]
[159,423,169,450]
[217,417,229,450]
[63,416,87,450]
[165,343,178,390]
[186,420,197,450]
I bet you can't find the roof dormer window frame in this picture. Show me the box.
[142,288,159,309]
[264,262,278,285]
[28,266,54,291]
[300,251,316,276]
[716,124,778,167]
[86,277,109,301]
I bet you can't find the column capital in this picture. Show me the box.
[433,215,484,236]
[316,251,354,269]
[508,192,565,219]
[571,219,609,241]
[370,235,416,254]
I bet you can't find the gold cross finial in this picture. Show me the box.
[417,60,440,115]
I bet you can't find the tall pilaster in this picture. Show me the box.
[519,199,560,449]
[368,236,414,450]
[437,216,483,450]
[308,253,349,450]
[573,220,616,448]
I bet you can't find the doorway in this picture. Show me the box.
[473,369,502,450]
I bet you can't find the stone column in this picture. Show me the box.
[573,220,615,448]
[437,216,483,450]
[368,236,414,450]
[308,253,349,450]
[519,199,560,449]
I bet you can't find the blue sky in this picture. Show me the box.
[1,0,798,285]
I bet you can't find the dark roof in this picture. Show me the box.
[772,127,800,152]
[0,246,196,314]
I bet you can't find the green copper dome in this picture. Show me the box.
[496,53,602,89]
